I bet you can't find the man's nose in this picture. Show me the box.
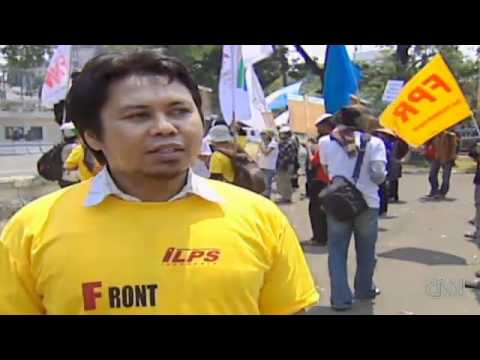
[149,113,178,136]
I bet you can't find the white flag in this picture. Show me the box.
[41,45,72,107]
[241,45,275,66]
[219,45,251,125]
[243,66,267,130]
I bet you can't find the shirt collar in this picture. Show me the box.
[84,166,224,208]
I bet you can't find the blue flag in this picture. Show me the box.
[324,45,362,114]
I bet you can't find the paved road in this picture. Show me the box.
[0,154,43,177]
[279,172,480,315]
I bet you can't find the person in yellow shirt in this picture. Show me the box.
[234,122,249,149]
[208,125,236,183]
[0,51,319,315]
[64,139,102,181]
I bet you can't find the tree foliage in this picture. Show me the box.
[1,45,54,68]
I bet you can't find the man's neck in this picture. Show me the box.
[108,167,188,202]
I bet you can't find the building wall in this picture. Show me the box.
[0,112,61,145]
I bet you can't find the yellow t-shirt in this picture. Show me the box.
[236,136,248,149]
[0,180,319,315]
[209,151,235,183]
[65,145,99,181]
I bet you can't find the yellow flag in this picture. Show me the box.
[380,54,472,147]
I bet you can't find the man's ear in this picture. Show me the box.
[83,130,103,152]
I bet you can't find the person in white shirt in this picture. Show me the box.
[256,129,279,199]
[319,105,387,311]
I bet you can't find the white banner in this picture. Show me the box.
[241,45,275,66]
[382,80,404,103]
[219,45,252,125]
[41,45,72,107]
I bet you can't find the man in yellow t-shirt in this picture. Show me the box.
[0,51,319,315]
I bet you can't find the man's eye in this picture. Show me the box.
[171,108,192,117]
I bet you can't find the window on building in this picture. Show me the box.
[25,127,43,141]
[5,126,25,141]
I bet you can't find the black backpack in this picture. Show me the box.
[37,143,65,182]
[318,134,370,222]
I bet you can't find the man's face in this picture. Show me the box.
[86,75,203,180]
[316,123,331,137]
[279,133,290,142]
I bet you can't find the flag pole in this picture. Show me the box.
[62,45,74,125]
[231,45,237,143]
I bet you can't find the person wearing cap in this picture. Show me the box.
[276,126,297,204]
[256,129,279,199]
[318,105,387,311]
[58,122,81,188]
[0,51,319,315]
[208,125,237,183]
[305,113,335,246]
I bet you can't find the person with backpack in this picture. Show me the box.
[209,125,265,194]
[208,125,238,184]
[37,122,79,187]
[319,105,387,311]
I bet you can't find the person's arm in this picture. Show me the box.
[258,212,320,315]
[368,140,388,185]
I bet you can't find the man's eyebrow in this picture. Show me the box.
[168,100,190,107]
[120,105,150,111]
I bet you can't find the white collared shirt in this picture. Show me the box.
[85,167,224,207]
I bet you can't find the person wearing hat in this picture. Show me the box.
[318,105,387,311]
[208,125,237,183]
[256,129,279,199]
[305,113,335,246]
[372,128,409,205]
[276,126,297,204]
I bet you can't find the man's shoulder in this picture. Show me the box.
[3,182,90,233]
[368,135,386,147]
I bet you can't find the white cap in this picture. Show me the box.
[314,113,333,126]
[208,125,234,143]
[200,137,212,156]
[60,122,75,131]
[279,126,292,134]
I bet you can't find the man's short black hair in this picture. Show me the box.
[66,51,204,164]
